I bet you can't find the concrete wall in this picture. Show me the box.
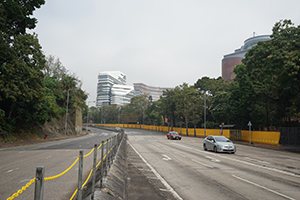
[75,108,82,135]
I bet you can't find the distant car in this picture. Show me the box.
[167,131,182,140]
[203,135,236,153]
[89,123,95,127]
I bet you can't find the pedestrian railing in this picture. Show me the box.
[6,131,124,200]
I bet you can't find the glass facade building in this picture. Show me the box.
[133,83,173,102]
[111,84,135,106]
[96,71,133,107]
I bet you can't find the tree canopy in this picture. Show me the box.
[0,1,87,134]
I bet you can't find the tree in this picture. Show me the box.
[161,89,176,129]
[145,100,163,126]
[0,0,45,66]
[243,19,300,127]
[0,33,46,132]
[173,83,199,135]
[43,55,68,80]
[194,76,230,96]
[0,0,46,132]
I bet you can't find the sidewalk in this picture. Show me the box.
[234,140,300,154]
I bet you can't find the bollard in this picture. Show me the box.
[91,144,97,200]
[34,166,45,200]
[77,150,83,200]
[100,141,104,188]
[108,138,111,168]
[110,137,113,166]
[116,134,119,151]
[105,139,108,176]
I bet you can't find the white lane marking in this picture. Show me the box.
[160,188,171,191]
[20,179,32,182]
[46,156,52,159]
[192,159,213,168]
[128,141,183,200]
[162,154,172,161]
[244,157,271,164]
[7,169,13,173]
[232,175,296,200]
[205,156,220,162]
[172,143,300,178]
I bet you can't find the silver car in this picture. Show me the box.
[203,135,236,154]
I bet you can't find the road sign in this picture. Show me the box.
[248,121,252,144]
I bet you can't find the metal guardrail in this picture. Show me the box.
[6,131,124,200]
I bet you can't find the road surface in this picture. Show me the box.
[126,128,300,200]
[1,128,117,200]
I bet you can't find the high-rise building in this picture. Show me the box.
[133,83,174,102]
[96,71,133,107]
[111,84,135,106]
[222,35,270,81]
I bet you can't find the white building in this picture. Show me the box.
[133,83,173,102]
[96,71,134,107]
[111,84,135,106]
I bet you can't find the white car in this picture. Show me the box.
[203,135,236,154]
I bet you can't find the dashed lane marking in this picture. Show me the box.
[232,175,296,200]
[128,141,183,200]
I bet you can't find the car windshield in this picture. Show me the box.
[171,132,179,135]
[215,137,231,142]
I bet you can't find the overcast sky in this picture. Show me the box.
[31,0,300,103]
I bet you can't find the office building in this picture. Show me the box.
[96,71,133,107]
[133,83,174,102]
[111,84,135,106]
[222,35,270,81]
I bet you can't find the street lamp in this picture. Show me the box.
[65,89,78,135]
[204,92,206,138]
[86,101,95,131]
[118,107,121,126]
[198,89,207,138]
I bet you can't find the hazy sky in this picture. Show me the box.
[31,0,300,103]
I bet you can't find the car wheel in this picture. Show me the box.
[214,146,218,153]
[203,144,207,151]
[167,136,169,139]
[231,152,235,154]
[179,138,181,140]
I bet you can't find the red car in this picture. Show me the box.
[167,131,182,140]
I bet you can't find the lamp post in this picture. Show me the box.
[198,89,207,138]
[86,101,95,131]
[65,89,72,135]
[204,92,206,138]
[118,107,121,126]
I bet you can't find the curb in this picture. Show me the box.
[86,134,128,200]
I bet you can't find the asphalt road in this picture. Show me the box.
[0,128,117,200]
[126,128,300,200]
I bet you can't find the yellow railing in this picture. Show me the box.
[6,133,123,200]
[93,123,280,146]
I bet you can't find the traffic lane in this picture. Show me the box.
[168,134,300,177]
[3,128,118,151]
[126,128,300,177]
[163,140,300,200]
[1,128,116,200]
[128,135,246,200]
[128,134,300,200]
[127,129,300,177]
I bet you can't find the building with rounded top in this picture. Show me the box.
[133,83,174,102]
[222,35,270,81]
